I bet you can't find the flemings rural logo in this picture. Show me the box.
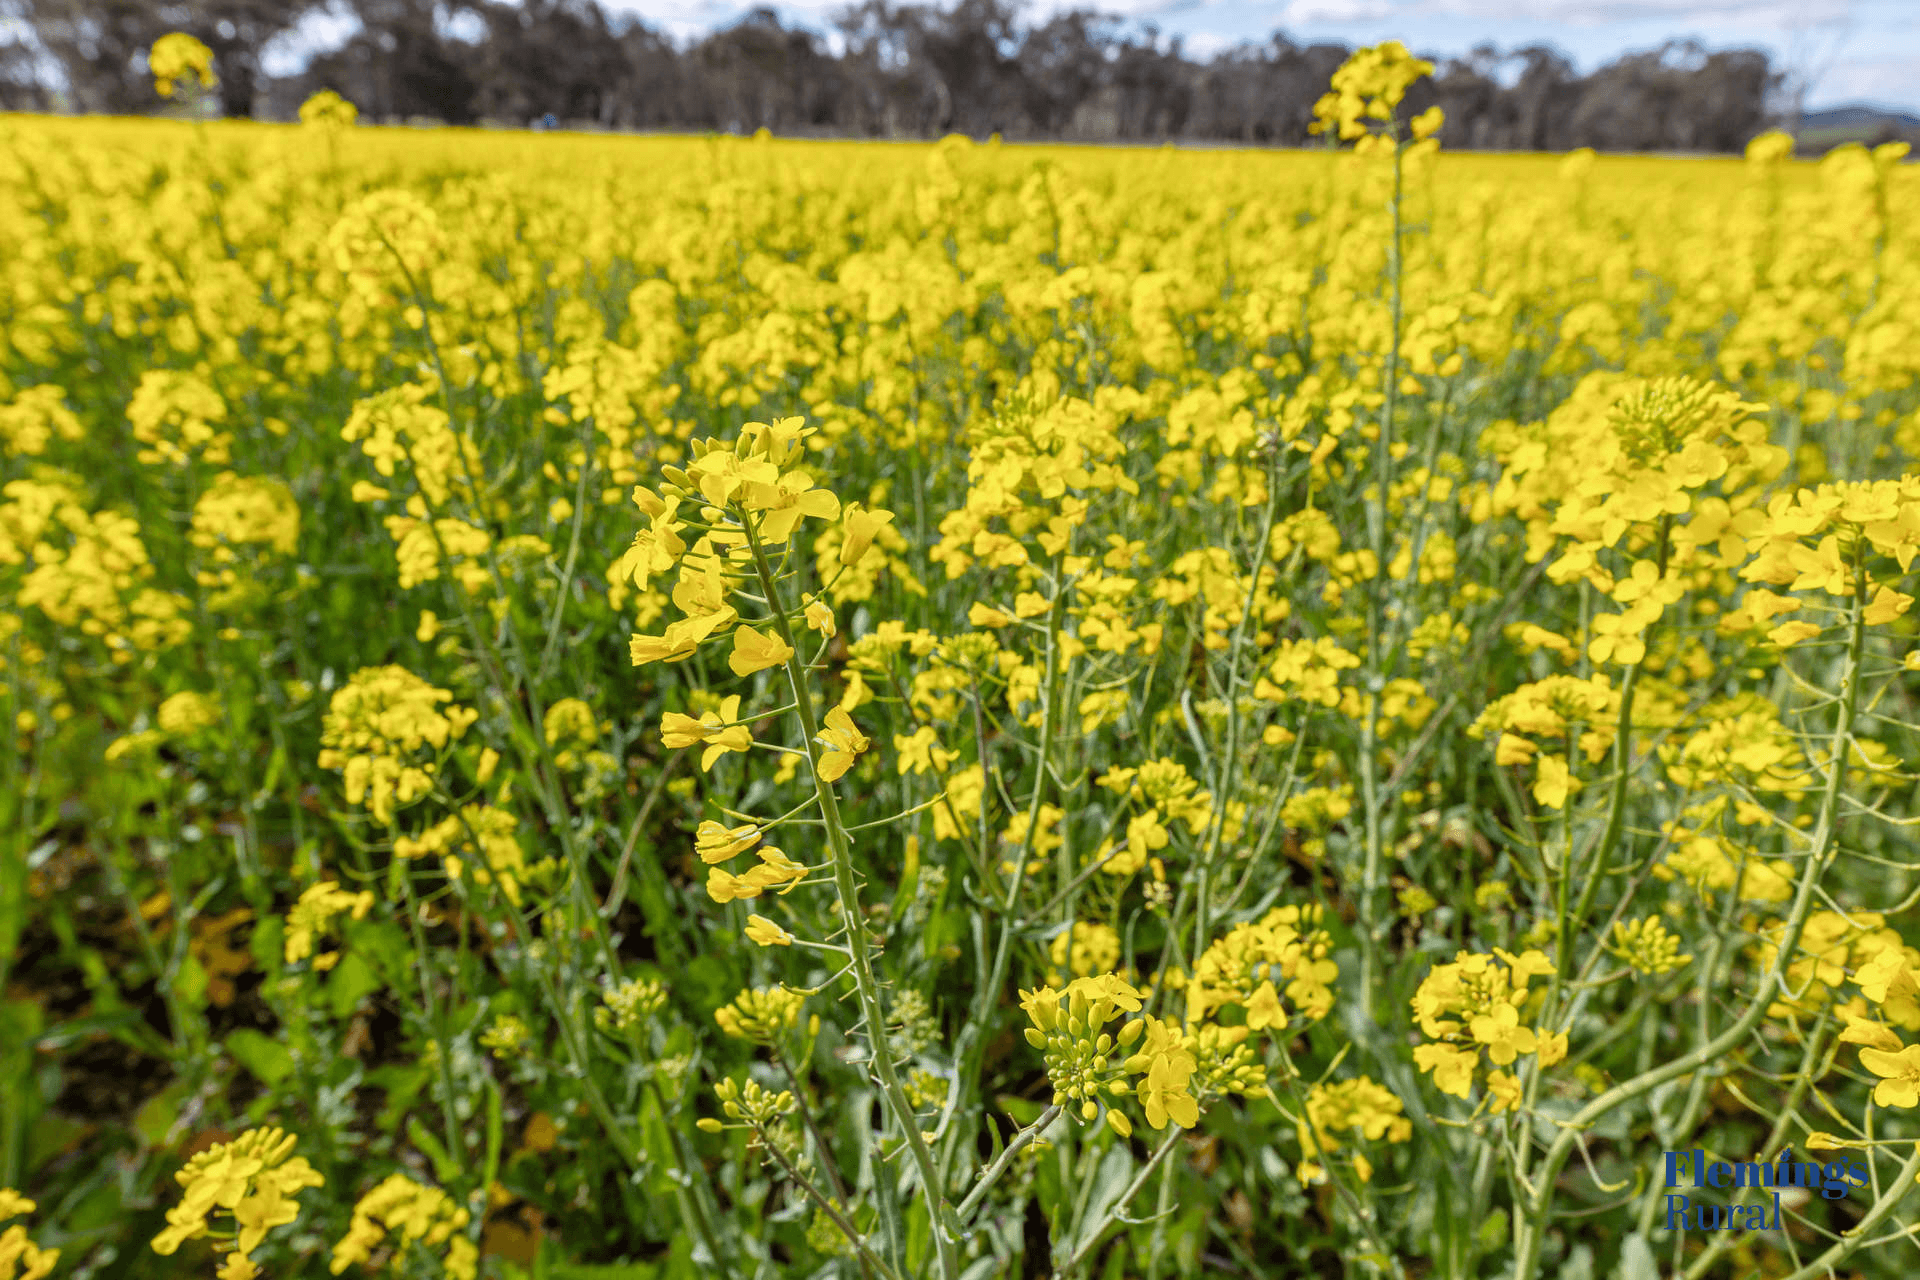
[1662,1149,1868,1232]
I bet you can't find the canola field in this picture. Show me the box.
[4,55,1920,1280]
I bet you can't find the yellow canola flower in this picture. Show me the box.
[149,33,216,98]
[695,820,762,864]
[705,846,807,903]
[744,914,794,946]
[729,626,793,677]
[284,880,375,968]
[1412,1043,1478,1098]
[329,1173,472,1279]
[299,90,358,128]
[1310,41,1434,141]
[1859,1044,1920,1109]
[840,504,895,568]
[715,985,806,1043]
[815,706,870,782]
[660,695,752,770]
[0,386,85,458]
[151,1128,323,1263]
[0,1188,58,1280]
[316,667,477,825]
[393,804,528,904]
[157,690,221,737]
[1467,1003,1537,1066]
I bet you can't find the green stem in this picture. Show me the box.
[1771,1144,1920,1280]
[744,521,962,1280]
[1357,127,1408,1025]
[1063,1126,1184,1274]
[763,1129,905,1280]
[955,1103,1061,1222]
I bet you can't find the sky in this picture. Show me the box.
[259,0,1919,115]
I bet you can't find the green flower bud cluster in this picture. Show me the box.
[1190,1025,1269,1101]
[1611,916,1692,976]
[479,1013,531,1059]
[696,1076,795,1134]
[1020,975,1148,1123]
[714,985,806,1044]
[595,976,667,1034]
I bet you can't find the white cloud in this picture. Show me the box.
[1181,30,1233,57]
[1429,0,1849,23]
[1278,0,1393,22]
[1809,55,1920,110]
[258,7,363,76]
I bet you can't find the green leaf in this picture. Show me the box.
[1070,1145,1136,1259]
[1613,1233,1657,1280]
[344,918,411,980]
[482,1076,504,1201]
[408,1116,460,1186]
[997,1095,1043,1126]
[327,950,380,1019]
[134,1081,188,1147]
[28,1009,140,1053]
[250,913,285,975]
[367,1064,427,1134]
[174,952,209,1011]
[903,1192,931,1272]
[225,1028,293,1086]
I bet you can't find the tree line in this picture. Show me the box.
[2,0,1778,152]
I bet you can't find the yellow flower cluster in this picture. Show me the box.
[622,418,860,667]
[1295,1076,1411,1184]
[329,1173,475,1280]
[1310,39,1439,143]
[1410,950,1568,1101]
[1732,478,1920,641]
[1021,976,1149,1133]
[1188,904,1338,1026]
[391,803,526,904]
[128,370,231,467]
[1754,909,1920,1026]
[151,1128,324,1277]
[0,1190,58,1280]
[298,90,358,129]
[148,33,216,98]
[595,976,668,1034]
[316,667,478,824]
[3,477,192,660]
[696,1077,797,1134]
[1841,935,1920,1108]
[1470,673,1620,809]
[189,472,300,607]
[1609,916,1692,976]
[0,386,83,458]
[698,819,808,904]
[1049,921,1123,980]
[283,880,375,969]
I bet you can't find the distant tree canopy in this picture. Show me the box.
[0,0,1780,151]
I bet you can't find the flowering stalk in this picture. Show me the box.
[1510,547,1872,1280]
[947,557,1069,1199]
[742,522,963,1280]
